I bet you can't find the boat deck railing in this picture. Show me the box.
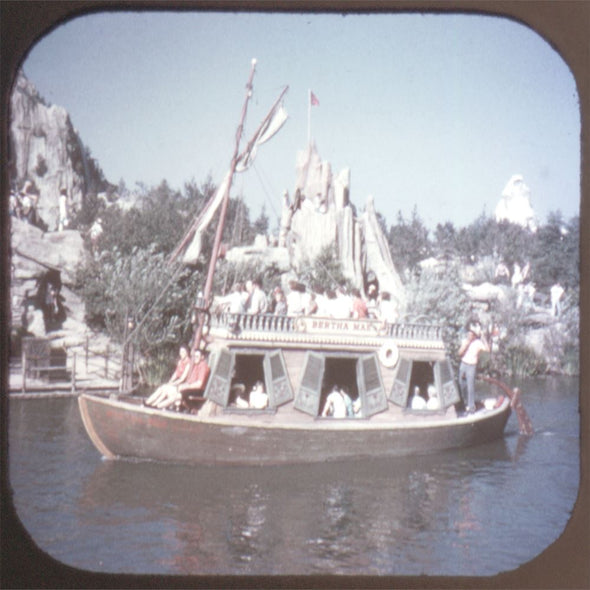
[209,312,443,343]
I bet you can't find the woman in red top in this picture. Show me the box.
[351,288,368,319]
[144,345,190,408]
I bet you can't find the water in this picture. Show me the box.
[7,377,580,576]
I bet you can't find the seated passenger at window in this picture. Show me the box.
[249,381,269,409]
[410,386,427,410]
[426,384,440,410]
[321,385,348,418]
[340,385,355,416]
[231,383,249,408]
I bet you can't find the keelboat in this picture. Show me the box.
[79,60,529,466]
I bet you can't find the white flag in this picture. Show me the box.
[236,104,288,172]
[182,172,231,264]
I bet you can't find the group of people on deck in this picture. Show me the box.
[321,385,362,418]
[234,381,270,410]
[409,384,441,411]
[217,277,399,323]
[144,346,210,411]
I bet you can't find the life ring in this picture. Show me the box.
[378,340,399,368]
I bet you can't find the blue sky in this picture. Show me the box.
[20,11,580,229]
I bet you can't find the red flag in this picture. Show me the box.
[310,91,320,106]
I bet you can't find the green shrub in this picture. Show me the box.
[404,264,470,357]
[501,345,547,377]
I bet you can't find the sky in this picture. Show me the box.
[20,11,580,229]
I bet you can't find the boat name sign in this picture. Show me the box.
[296,317,388,336]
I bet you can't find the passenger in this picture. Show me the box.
[144,345,190,408]
[410,386,427,410]
[231,383,249,408]
[273,288,288,315]
[249,380,269,409]
[321,385,348,418]
[333,287,353,319]
[246,278,268,314]
[351,288,368,319]
[340,385,355,417]
[426,384,440,410]
[305,292,319,316]
[378,292,398,323]
[314,289,330,316]
[458,320,490,413]
[220,283,246,315]
[366,282,378,302]
[287,280,305,315]
[323,289,336,317]
[353,397,362,416]
[366,284,379,318]
[179,349,211,399]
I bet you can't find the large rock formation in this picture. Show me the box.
[9,71,110,231]
[495,174,537,232]
[228,142,406,309]
[8,73,113,351]
[10,217,89,344]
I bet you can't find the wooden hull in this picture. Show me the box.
[78,393,512,465]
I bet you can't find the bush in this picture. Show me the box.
[74,246,200,384]
[404,264,470,356]
[501,345,547,377]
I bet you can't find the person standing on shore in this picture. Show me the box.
[458,320,489,413]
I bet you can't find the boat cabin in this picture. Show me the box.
[203,312,461,417]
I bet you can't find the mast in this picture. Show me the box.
[191,58,257,354]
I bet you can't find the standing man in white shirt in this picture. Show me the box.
[458,320,489,413]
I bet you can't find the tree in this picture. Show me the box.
[75,246,201,384]
[433,221,457,261]
[253,206,270,236]
[404,263,470,355]
[530,211,579,289]
[388,207,431,276]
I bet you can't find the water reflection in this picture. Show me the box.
[74,442,515,575]
[8,377,580,576]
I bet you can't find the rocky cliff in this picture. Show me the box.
[9,70,109,231]
[9,73,116,360]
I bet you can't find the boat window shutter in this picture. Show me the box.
[435,358,460,407]
[205,348,234,407]
[294,351,325,416]
[264,350,294,407]
[357,354,388,418]
[389,356,412,407]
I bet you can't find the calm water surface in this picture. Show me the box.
[8,376,580,576]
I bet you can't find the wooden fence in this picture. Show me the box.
[20,336,119,393]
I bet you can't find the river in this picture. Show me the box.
[7,376,580,578]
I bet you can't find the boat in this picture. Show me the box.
[78,60,529,466]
